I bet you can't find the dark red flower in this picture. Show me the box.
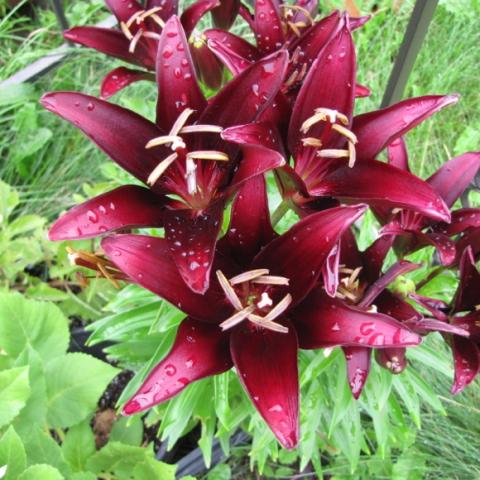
[42,25,289,293]
[64,0,228,96]
[99,180,420,449]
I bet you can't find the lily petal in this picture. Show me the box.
[407,318,470,337]
[289,22,355,153]
[434,208,480,236]
[294,289,421,349]
[253,204,367,304]
[207,37,252,76]
[100,67,154,99]
[221,175,275,265]
[156,16,206,131]
[322,243,341,297]
[313,161,451,223]
[354,83,371,98]
[427,152,480,208]
[123,317,232,414]
[375,290,422,323]
[211,0,241,29]
[40,92,166,186]
[206,28,260,62]
[409,293,449,321]
[164,202,224,294]
[451,336,480,394]
[190,39,224,89]
[105,0,143,23]
[254,0,284,54]
[230,319,299,449]
[343,347,371,399]
[387,137,409,171]
[180,0,220,37]
[147,0,179,22]
[353,94,459,162]
[361,235,395,283]
[49,185,165,240]
[101,234,227,321]
[375,348,407,374]
[64,27,154,68]
[454,246,480,313]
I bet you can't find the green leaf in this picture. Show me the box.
[0,367,30,428]
[46,353,119,428]
[0,180,19,224]
[132,457,176,480]
[207,463,231,480]
[17,464,64,480]
[25,283,70,302]
[0,426,27,480]
[23,427,70,477]
[62,421,96,472]
[69,473,97,480]
[110,416,143,446]
[0,293,69,362]
[8,215,46,238]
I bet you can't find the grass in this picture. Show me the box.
[1,1,480,477]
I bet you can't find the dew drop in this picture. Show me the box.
[165,364,177,376]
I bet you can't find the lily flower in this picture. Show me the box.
[100,181,421,449]
[410,246,480,394]
[378,141,480,265]
[64,0,229,96]
[276,20,455,223]
[42,21,289,293]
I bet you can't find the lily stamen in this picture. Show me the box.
[229,269,270,285]
[186,151,229,161]
[219,305,255,331]
[170,108,195,136]
[279,4,314,24]
[145,135,185,149]
[180,125,224,134]
[332,124,358,144]
[142,31,162,40]
[120,22,133,40]
[252,275,290,286]
[185,157,198,194]
[263,293,293,322]
[147,152,178,186]
[317,149,350,158]
[302,137,322,148]
[216,270,243,310]
[139,7,165,27]
[248,314,289,333]
[129,29,144,53]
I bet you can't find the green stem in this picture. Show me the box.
[271,200,290,227]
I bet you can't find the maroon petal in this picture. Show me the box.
[455,227,480,264]
[230,320,299,449]
[353,95,459,162]
[207,37,252,76]
[39,92,165,185]
[274,164,310,200]
[454,246,480,313]
[49,185,165,241]
[156,16,206,131]
[408,293,449,321]
[451,336,480,394]
[407,318,469,337]
[211,0,240,29]
[375,290,422,323]
[164,202,224,294]
[105,0,142,23]
[123,317,232,414]
[322,243,341,297]
[427,152,480,208]
[435,208,480,236]
[313,161,451,223]
[339,228,363,270]
[190,39,224,89]
[354,83,371,98]
[254,0,284,54]
[101,234,227,321]
[198,50,288,135]
[100,67,154,99]
[253,204,367,304]
[180,0,220,37]
[343,347,371,399]
[359,260,421,309]
[221,176,275,265]
[361,235,395,283]
[349,15,371,30]
[289,22,355,153]
[205,29,260,63]
[375,348,406,374]
[239,3,255,30]
[147,0,178,21]
[64,27,154,68]
[387,137,409,171]
[293,289,421,349]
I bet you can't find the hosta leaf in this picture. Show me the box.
[62,420,96,472]
[46,353,119,428]
[0,426,27,480]
[110,416,143,446]
[0,367,30,428]
[17,464,64,480]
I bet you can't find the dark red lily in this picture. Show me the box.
[42,24,289,294]
[64,0,228,96]
[276,19,455,224]
[100,180,421,449]
[378,143,480,265]
[410,246,480,394]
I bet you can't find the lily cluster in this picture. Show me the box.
[42,0,480,449]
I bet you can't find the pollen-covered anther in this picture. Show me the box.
[147,152,178,186]
[317,149,350,159]
[301,137,322,148]
[216,270,243,310]
[263,293,292,322]
[475,304,480,311]
[145,135,185,149]
[128,28,144,53]
[229,269,270,285]
[186,151,229,161]
[180,125,224,134]
[248,314,289,333]
[139,6,165,27]
[252,275,290,286]
[219,305,256,331]
[279,4,314,23]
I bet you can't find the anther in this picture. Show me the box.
[216,270,243,310]
[219,305,255,331]
[252,275,290,286]
[129,29,144,53]
[147,152,178,186]
[332,124,358,144]
[186,151,229,162]
[145,135,185,149]
[301,137,322,148]
[229,269,270,285]
[180,125,224,134]
[120,22,133,40]
[248,314,289,333]
[262,293,292,322]
[170,108,196,136]
[317,149,350,158]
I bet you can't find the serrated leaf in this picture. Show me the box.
[132,457,176,479]
[0,293,69,362]
[0,367,30,428]
[62,421,96,472]
[0,180,19,223]
[110,416,143,446]
[17,464,64,480]
[206,463,231,480]
[8,215,45,238]
[0,426,27,480]
[46,353,119,428]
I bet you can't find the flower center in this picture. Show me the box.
[120,7,165,53]
[145,108,229,195]
[279,4,314,37]
[301,107,358,168]
[335,266,365,304]
[216,269,291,333]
